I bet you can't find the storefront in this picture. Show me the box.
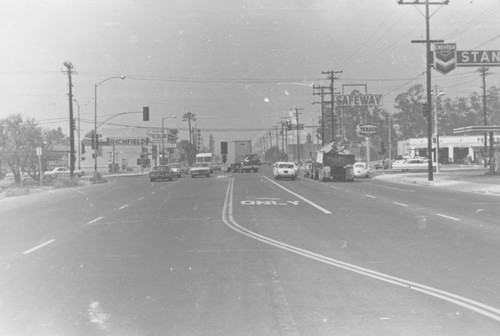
[398,135,500,164]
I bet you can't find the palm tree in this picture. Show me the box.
[182,112,197,144]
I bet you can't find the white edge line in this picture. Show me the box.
[22,239,56,255]
[437,213,461,221]
[87,216,104,224]
[264,177,331,214]
[222,178,500,322]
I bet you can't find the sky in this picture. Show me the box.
[0,0,498,145]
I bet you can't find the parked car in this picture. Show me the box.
[149,165,173,182]
[273,162,297,180]
[167,163,182,178]
[392,158,437,172]
[190,163,211,178]
[353,162,369,178]
[43,167,84,180]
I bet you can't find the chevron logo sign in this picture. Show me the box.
[434,43,456,75]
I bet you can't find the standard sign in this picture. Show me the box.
[357,123,379,137]
[457,50,500,66]
[334,94,383,107]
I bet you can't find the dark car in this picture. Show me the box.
[149,165,173,182]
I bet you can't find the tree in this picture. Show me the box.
[0,114,44,183]
[182,112,197,144]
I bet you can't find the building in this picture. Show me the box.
[398,135,500,164]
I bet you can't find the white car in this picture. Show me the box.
[190,163,211,178]
[353,162,369,178]
[392,158,436,172]
[273,162,297,180]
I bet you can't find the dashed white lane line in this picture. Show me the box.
[365,194,377,198]
[87,216,103,224]
[393,202,409,207]
[119,204,129,210]
[138,196,145,201]
[22,239,56,255]
[437,213,461,221]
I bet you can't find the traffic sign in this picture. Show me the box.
[357,123,379,137]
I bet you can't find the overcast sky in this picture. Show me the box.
[0,0,498,143]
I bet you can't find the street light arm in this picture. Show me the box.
[97,111,142,129]
[95,75,126,88]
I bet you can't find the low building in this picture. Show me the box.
[398,135,500,164]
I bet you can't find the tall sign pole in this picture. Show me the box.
[398,0,449,181]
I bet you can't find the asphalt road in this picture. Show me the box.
[1,168,500,335]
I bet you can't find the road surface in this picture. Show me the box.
[1,168,500,335]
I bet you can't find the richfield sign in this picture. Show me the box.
[434,43,500,74]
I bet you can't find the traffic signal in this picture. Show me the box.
[422,102,429,117]
[380,141,386,155]
[81,143,86,154]
[142,106,149,121]
[71,119,76,131]
[221,141,228,155]
[432,137,437,144]
[91,134,96,150]
[287,121,292,130]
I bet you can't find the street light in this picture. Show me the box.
[432,87,445,174]
[73,98,81,170]
[162,115,177,165]
[94,75,126,180]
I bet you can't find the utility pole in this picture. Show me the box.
[313,85,330,146]
[63,62,76,178]
[478,67,490,167]
[398,0,449,181]
[291,106,303,162]
[275,125,280,160]
[322,70,342,143]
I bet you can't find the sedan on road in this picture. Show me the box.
[190,163,211,178]
[149,165,173,182]
[273,162,297,180]
[167,163,182,178]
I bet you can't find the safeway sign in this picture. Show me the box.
[334,94,383,107]
[357,123,379,137]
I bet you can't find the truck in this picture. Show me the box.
[312,142,355,182]
[225,140,260,172]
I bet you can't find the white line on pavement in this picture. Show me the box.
[119,204,129,209]
[87,216,103,224]
[264,177,331,214]
[22,239,56,255]
[437,213,461,221]
[365,194,377,198]
[393,202,409,207]
[222,178,500,322]
[138,196,145,200]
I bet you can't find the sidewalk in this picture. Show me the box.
[373,166,500,196]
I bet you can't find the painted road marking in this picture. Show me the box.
[264,177,331,214]
[222,178,500,322]
[138,196,145,200]
[365,194,377,198]
[87,216,103,224]
[22,239,56,255]
[393,202,409,207]
[119,204,129,210]
[241,200,300,206]
[437,213,461,221]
